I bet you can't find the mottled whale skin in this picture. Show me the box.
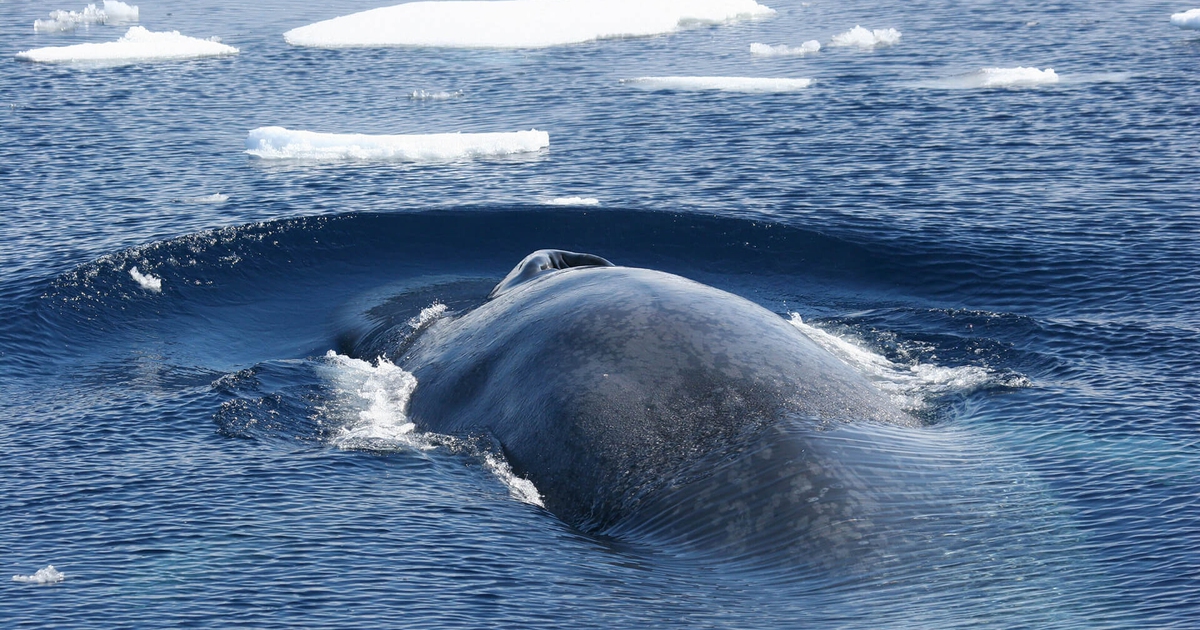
[378,250,926,567]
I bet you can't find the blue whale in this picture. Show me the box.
[368,250,944,568]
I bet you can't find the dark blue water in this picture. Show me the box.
[2,0,1198,627]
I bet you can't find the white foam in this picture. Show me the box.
[621,76,812,92]
[284,0,775,49]
[178,193,229,204]
[321,349,545,506]
[34,1,138,33]
[787,314,1026,413]
[129,266,162,292]
[16,26,238,64]
[924,66,1060,89]
[245,127,550,161]
[13,566,65,584]
[407,303,448,331]
[409,89,464,100]
[1171,8,1200,29]
[749,40,819,56]
[483,452,545,507]
[323,351,428,449]
[828,25,901,49]
[545,196,600,206]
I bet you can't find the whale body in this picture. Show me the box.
[357,250,946,569]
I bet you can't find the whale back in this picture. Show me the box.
[400,263,914,533]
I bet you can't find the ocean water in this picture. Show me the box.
[2,0,1198,627]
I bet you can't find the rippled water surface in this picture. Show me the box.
[2,0,1198,627]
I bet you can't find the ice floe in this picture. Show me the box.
[34,1,138,33]
[177,193,229,204]
[283,0,776,48]
[16,26,238,64]
[1171,8,1200,29]
[409,90,465,100]
[922,66,1060,89]
[129,266,162,292]
[13,566,65,584]
[621,76,812,92]
[750,40,820,56]
[828,25,901,49]
[544,196,600,206]
[244,127,550,161]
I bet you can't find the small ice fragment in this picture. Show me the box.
[17,26,238,64]
[13,565,65,584]
[545,196,600,206]
[244,127,549,161]
[409,90,464,100]
[750,40,820,56]
[179,193,229,204]
[621,76,812,92]
[129,266,162,292]
[34,1,138,33]
[1171,8,1200,30]
[828,25,901,49]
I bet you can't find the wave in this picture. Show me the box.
[621,76,812,92]
[16,26,237,64]
[827,25,901,49]
[750,40,819,56]
[34,1,138,32]
[1171,8,1200,30]
[283,0,775,49]
[244,127,550,161]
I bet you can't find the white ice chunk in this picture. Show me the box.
[176,192,228,204]
[34,1,139,33]
[924,66,1060,89]
[129,266,162,292]
[545,196,600,206]
[749,40,819,56]
[828,25,901,49]
[284,0,776,49]
[244,126,550,161]
[621,75,812,92]
[16,26,238,64]
[409,89,464,100]
[13,566,65,584]
[1171,8,1200,29]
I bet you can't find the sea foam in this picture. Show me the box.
[828,25,901,49]
[283,0,775,49]
[788,314,1027,413]
[749,40,820,56]
[245,127,550,161]
[924,66,1060,89]
[129,266,162,292]
[13,566,65,584]
[1171,8,1200,29]
[34,1,138,33]
[621,76,812,92]
[16,26,238,64]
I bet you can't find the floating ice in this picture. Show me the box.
[545,196,600,206]
[244,126,550,161]
[16,26,238,64]
[621,76,812,92]
[178,193,229,204]
[749,40,819,56]
[923,66,1060,89]
[1171,8,1200,29]
[129,266,162,292]
[788,313,1027,413]
[34,1,138,33]
[284,0,776,49]
[13,566,65,584]
[828,25,901,49]
[410,89,464,100]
